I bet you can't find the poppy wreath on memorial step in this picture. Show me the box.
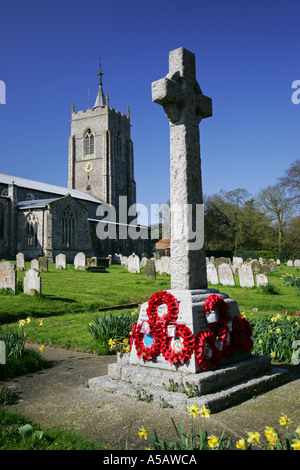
[161,322,195,366]
[204,294,231,351]
[146,291,179,325]
[133,320,164,361]
[229,315,253,353]
[194,329,222,371]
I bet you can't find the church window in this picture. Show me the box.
[84,129,95,156]
[0,205,4,238]
[62,207,75,248]
[116,131,124,161]
[25,214,38,247]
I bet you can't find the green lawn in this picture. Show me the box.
[0,262,299,353]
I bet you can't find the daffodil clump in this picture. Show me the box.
[249,313,300,363]
[108,337,130,354]
[139,407,300,451]
[236,413,300,450]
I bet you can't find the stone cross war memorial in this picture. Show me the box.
[89,47,288,412]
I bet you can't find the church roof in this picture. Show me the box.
[0,173,103,204]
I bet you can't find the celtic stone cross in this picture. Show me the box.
[152,47,212,290]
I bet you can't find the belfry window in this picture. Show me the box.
[62,207,75,248]
[26,214,38,247]
[84,129,95,156]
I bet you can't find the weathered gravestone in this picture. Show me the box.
[127,253,140,273]
[294,260,300,267]
[256,273,269,287]
[23,268,41,295]
[31,259,39,270]
[89,47,288,411]
[238,263,255,288]
[55,253,67,269]
[206,263,219,285]
[0,261,17,293]
[287,260,293,267]
[16,253,25,271]
[144,259,156,280]
[74,252,86,270]
[140,257,148,268]
[250,260,261,274]
[218,263,235,286]
[38,256,48,272]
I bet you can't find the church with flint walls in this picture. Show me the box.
[0,61,150,262]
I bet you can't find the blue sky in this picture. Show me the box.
[0,0,300,223]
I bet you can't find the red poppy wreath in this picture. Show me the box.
[230,315,253,354]
[161,323,195,366]
[194,330,222,371]
[146,291,179,325]
[132,320,164,361]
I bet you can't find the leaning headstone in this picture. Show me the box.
[23,268,41,295]
[256,273,269,287]
[144,259,156,280]
[127,253,140,273]
[31,259,39,270]
[74,252,86,270]
[218,263,235,286]
[294,260,300,267]
[16,252,25,271]
[238,263,255,287]
[206,263,219,285]
[38,257,48,272]
[287,260,293,267]
[267,259,276,272]
[55,253,67,269]
[0,261,17,293]
[215,257,230,269]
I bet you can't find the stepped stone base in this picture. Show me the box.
[88,354,289,413]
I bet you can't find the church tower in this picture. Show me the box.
[68,60,136,222]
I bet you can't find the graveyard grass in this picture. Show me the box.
[0,262,299,352]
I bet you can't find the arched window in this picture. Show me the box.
[25,214,38,247]
[62,207,75,248]
[0,205,4,238]
[116,131,123,160]
[84,129,95,156]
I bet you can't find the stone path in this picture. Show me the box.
[2,344,300,450]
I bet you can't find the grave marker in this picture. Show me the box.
[23,268,41,295]
[0,261,17,293]
[16,253,25,271]
[55,253,67,269]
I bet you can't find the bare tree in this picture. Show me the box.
[278,159,300,206]
[257,184,293,255]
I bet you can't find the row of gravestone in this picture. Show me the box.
[116,253,171,277]
[207,262,269,287]
[15,252,112,272]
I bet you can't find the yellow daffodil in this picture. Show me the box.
[39,345,45,352]
[259,339,263,344]
[187,404,200,419]
[276,328,281,333]
[292,439,300,450]
[236,438,247,450]
[247,431,261,444]
[265,426,278,447]
[279,414,292,429]
[200,404,211,419]
[19,319,25,328]
[208,435,219,448]
[123,338,128,344]
[108,338,116,346]
[295,425,300,436]
[39,320,44,326]
[26,317,31,324]
[124,346,130,353]
[271,352,276,358]
[138,426,148,440]
[269,329,273,334]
